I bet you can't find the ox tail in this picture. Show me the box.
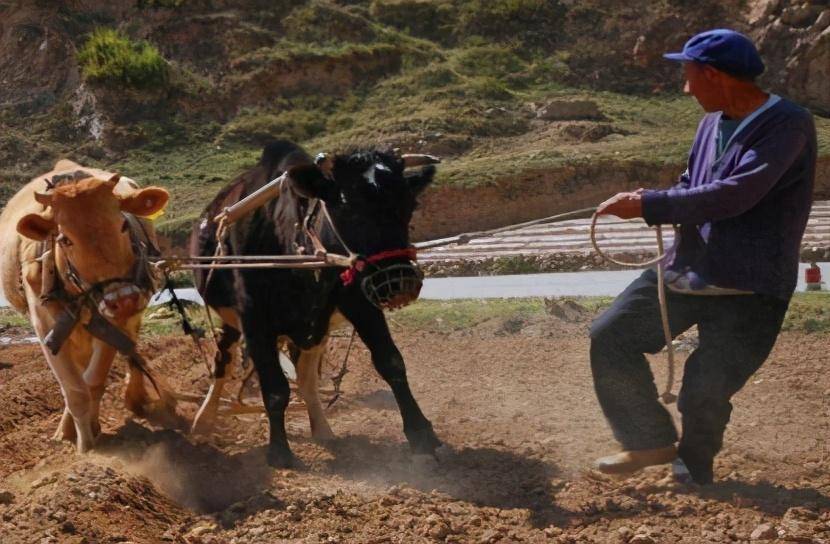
[4,238,38,313]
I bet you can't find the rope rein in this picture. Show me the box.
[408,205,677,405]
[413,207,599,250]
[590,214,677,405]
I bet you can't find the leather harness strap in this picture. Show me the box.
[40,213,161,355]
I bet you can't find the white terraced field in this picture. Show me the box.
[419,200,830,262]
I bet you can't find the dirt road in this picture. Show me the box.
[0,308,828,543]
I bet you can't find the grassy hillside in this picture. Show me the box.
[1,0,828,245]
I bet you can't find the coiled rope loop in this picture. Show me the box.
[590,213,678,405]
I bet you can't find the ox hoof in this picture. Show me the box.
[267,448,297,469]
[53,426,76,444]
[312,435,337,446]
[311,427,337,444]
[190,415,216,436]
[53,414,77,443]
[142,402,188,431]
[405,426,442,456]
[410,453,440,472]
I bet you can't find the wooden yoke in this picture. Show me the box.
[214,173,286,225]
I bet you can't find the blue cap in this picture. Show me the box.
[664,29,764,79]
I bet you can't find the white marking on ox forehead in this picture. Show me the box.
[363,166,377,187]
[363,162,391,187]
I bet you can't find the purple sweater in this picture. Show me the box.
[642,98,817,300]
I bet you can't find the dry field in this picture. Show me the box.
[0,300,829,543]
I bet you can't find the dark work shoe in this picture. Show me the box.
[677,453,714,485]
[686,463,714,485]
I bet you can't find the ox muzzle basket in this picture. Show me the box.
[360,261,424,310]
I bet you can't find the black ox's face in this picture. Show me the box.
[285,150,436,309]
[287,150,435,257]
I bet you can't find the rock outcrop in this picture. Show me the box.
[752,1,830,114]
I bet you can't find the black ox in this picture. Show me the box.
[190,140,441,467]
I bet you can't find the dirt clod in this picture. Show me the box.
[750,522,777,540]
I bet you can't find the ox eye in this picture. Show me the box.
[56,233,73,247]
[122,220,129,232]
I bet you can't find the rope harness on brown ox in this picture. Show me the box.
[39,212,176,410]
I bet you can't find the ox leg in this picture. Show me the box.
[245,327,294,468]
[121,315,161,420]
[124,365,147,415]
[29,303,95,452]
[122,314,179,428]
[82,340,117,438]
[41,348,96,453]
[54,408,75,443]
[345,308,441,456]
[192,307,243,434]
[296,342,335,442]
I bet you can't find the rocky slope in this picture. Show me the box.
[0,0,828,244]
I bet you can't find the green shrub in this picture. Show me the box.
[526,52,571,85]
[466,76,513,100]
[77,28,168,88]
[221,108,327,145]
[453,45,526,79]
[457,0,565,50]
[370,0,457,43]
[283,3,378,45]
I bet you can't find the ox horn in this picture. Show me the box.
[34,191,53,207]
[106,173,121,191]
[401,154,442,168]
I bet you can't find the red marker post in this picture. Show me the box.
[805,262,823,291]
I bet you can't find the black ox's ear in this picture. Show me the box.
[286,164,340,202]
[405,165,436,197]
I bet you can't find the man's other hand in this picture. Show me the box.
[597,191,644,219]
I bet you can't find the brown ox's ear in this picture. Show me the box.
[34,191,53,207]
[17,213,57,241]
[118,186,169,217]
[108,173,121,185]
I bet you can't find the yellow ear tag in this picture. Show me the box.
[142,202,167,221]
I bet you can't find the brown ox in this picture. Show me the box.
[0,160,171,453]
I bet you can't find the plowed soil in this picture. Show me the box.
[1,309,829,543]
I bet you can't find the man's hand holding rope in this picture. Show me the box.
[596,189,645,219]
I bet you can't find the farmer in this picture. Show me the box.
[589,29,817,484]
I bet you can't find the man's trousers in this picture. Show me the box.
[589,269,789,483]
